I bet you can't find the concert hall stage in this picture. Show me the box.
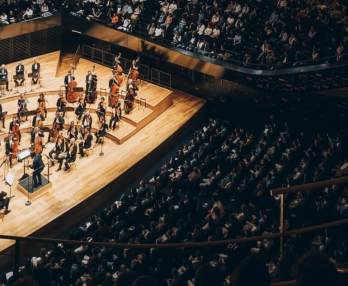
[0,52,205,253]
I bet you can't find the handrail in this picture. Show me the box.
[1,218,348,249]
[271,175,348,196]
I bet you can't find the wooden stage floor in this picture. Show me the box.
[0,52,205,252]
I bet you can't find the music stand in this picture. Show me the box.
[5,172,15,199]
[17,149,31,181]
[99,137,104,156]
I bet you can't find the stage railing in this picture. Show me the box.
[80,45,171,88]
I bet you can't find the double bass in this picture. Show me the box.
[67,78,80,103]
[108,73,123,108]
[127,57,140,86]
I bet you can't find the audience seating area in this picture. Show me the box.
[4,113,348,285]
[0,0,57,24]
[63,0,348,68]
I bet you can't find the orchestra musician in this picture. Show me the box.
[96,97,106,122]
[9,115,21,143]
[127,56,140,86]
[124,79,138,114]
[49,134,65,164]
[48,112,65,143]
[57,137,77,171]
[0,191,10,214]
[30,152,45,188]
[0,103,6,128]
[132,56,140,70]
[32,128,44,155]
[85,71,93,95]
[95,116,108,144]
[17,93,28,122]
[32,110,45,128]
[113,52,122,73]
[15,62,25,87]
[67,121,79,140]
[109,102,122,130]
[5,134,14,168]
[0,64,9,91]
[81,110,92,131]
[37,93,47,119]
[64,71,74,96]
[75,97,86,121]
[108,72,122,108]
[56,93,67,117]
[79,128,93,157]
[30,126,37,145]
[31,59,40,85]
[85,68,97,104]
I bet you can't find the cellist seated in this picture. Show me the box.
[9,115,21,143]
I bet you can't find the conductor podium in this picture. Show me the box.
[17,175,51,200]
[16,150,52,202]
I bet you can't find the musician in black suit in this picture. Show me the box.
[67,121,79,140]
[17,93,28,121]
[79,128,93,157]
[0,103,6,128]
[109,102,122,130]
[96,97,106,122]
[85,71,93,93]
[0,64,9,91]
[56,93,67,116]
[64,71,74,95]
[58,138,77,171]
[31,60,40,84]
[32,111,44,128]
[0,191,10,214]
[5,134,14,168]
[49,136,65,162]
[81,110,92,131]
[95,117,108,144]
[75,97,86,121]
[15,63,25,87]
[30,153,45,188]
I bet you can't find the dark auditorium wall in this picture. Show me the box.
[0,15,61,64]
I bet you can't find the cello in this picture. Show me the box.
[67,78,80,103]
[11,133,19,160]
[34,132,43,154]
[108,73,123,108]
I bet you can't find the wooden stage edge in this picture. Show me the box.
[0,52,206,257]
